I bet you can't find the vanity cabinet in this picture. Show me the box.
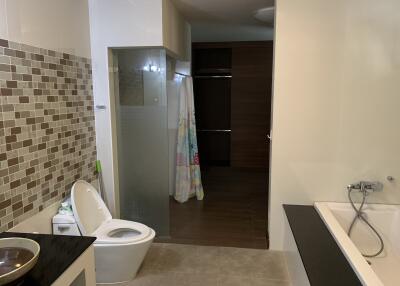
[1,232,96,286]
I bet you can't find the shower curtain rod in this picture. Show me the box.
[194,75,232,78]
[175,72,189,77]
[174,72,232,79]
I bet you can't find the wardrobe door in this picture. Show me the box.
[231,43,273,168]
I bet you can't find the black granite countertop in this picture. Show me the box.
[0,232,95,286]
[284,205,362,286]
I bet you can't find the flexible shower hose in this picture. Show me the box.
[347,189,384,258]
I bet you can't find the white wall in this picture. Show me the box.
[89,0,190,216]
[88,0,164,216]
[163,0,191,61]
[269,0,400,250]
[0,0,91,58]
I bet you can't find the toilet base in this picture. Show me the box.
[93,229,155,284]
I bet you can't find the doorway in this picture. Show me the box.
[169,42,273,249]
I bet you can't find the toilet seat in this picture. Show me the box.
[93,219,152,244]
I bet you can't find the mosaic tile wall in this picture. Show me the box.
[0,38,97,231]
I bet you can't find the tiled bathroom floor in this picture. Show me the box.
[124,243,290,286]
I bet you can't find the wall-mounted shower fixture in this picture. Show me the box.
[347,180,385,257]
[347,181,383,194]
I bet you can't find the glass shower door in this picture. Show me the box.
[114,48,169,237]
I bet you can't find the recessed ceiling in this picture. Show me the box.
[172,0,275,26]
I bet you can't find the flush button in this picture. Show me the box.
[58,225,70,232]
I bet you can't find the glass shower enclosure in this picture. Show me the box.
[111,48,170,237]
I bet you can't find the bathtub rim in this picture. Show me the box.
[314,202,384,286]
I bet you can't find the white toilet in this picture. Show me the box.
[71,180,155,284]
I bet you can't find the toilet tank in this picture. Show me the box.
[52,214,81,236]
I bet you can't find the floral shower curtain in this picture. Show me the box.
[174,76,204,203]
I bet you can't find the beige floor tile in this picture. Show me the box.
[130,243,290,286]
[216,247,289,280]
[138,243,165,275]
[152,243,221,274]
[127,272,219,286]
[218,275,291,286]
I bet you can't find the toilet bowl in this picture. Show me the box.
[71,180,155,284]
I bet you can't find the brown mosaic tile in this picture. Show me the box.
[27,181,36,189]
[28,194,37,203]
[13,208,23,219]
[19,97,29,103]
[7,157,18,167]
[0,199,11,209]
[26,118,35,125]
[6,80,17,88]
[0,39,8,48]
[4,48,15,57]
[15,50,25,59]
[5,135,16,143]
[10,127,21,134]
[12,201,23,211]
[2,104,13,112]
[22,74,32,81]
[0,64,11,72]
[22,139,32,147]
[11,195,22,204]
[12,74,22,81]
[0,38,97,229]
[1,88,12,96]
[23,203,33,213]
[10,179,20,189]
[31,68,41,75]
[25,167,35,176]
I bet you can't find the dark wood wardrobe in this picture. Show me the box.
[193,42,273,169]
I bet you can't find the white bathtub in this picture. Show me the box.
[315,202,400,286]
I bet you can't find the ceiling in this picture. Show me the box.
[172,0,274,25]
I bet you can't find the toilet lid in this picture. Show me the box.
[71,180,112,235]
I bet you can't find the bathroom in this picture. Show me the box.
[0,0,399,285]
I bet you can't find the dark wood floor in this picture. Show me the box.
[165,167,269,249]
